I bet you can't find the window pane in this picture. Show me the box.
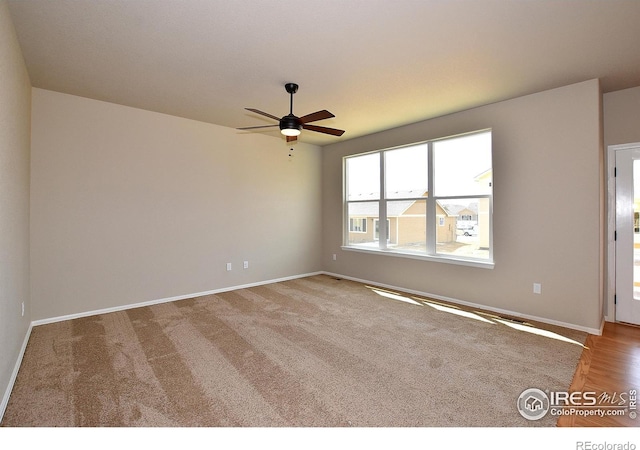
[436,198,490,260]
[387,199,426,253]
[385,144,428,199]
[347,202,378,247]
[433,132,492,197]
[347,153,380,201]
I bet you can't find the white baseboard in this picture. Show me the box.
[31,270,603,335]
[322,271,603,335]
[32,272,324,327]
[0,322,33,423]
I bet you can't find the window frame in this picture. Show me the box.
[342,130,494,269]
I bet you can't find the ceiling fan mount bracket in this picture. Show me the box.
[284,83,299,95]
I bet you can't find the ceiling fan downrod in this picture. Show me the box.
[281,83,301,136]
[285,82,299,116]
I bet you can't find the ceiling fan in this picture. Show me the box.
[237,83,345,142]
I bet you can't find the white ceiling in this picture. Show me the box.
[7,0,640,146]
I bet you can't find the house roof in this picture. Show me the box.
[349,198,466,218]
[6,1,640,146]
[442,203,478,216]
[349,201,415,218]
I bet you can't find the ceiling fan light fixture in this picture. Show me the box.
[280,127,301,137]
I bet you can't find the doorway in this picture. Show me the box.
[612,143,640,325]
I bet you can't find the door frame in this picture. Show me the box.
[607,142,640,322]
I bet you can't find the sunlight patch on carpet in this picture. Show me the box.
[493,318,587,348]
[365,284,586,347]
[366,286,423,306]
[418,298,495,324]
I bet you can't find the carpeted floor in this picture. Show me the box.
[1,275,587,427]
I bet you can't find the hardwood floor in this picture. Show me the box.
[557,321,640,427]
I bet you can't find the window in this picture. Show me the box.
[343,130,492,266]
[349,218,367,233]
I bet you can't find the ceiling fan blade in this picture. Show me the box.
[245,108,281,122]
[286,135,297,143]
[236,124,279,130]
[302,123,345,136]
[299,109,335,124]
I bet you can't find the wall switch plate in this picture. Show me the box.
[243,261,249,269]
[226,263,232,271]
[533,283,541,294]
[332,254,337,261]
[21,302,25,317]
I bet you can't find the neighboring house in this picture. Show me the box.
[348,191,457,247]
[457,206,478,223]
[443,204,478,229]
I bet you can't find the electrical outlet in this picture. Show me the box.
[243,261,249,269]
[332,254,337,261]
[533,283,542,294]
[226,263,232,271]
[21,302,25,317]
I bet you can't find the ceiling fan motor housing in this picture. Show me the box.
[279,114,301,133]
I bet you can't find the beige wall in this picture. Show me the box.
[30,89,322,320]
[0,0,31,415]
[604,86,640,147]
[322,79,603,332]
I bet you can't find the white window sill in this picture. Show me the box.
[341,246,495,269]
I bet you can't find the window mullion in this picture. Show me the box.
[379,151,388,250]
[426,142,436,255]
